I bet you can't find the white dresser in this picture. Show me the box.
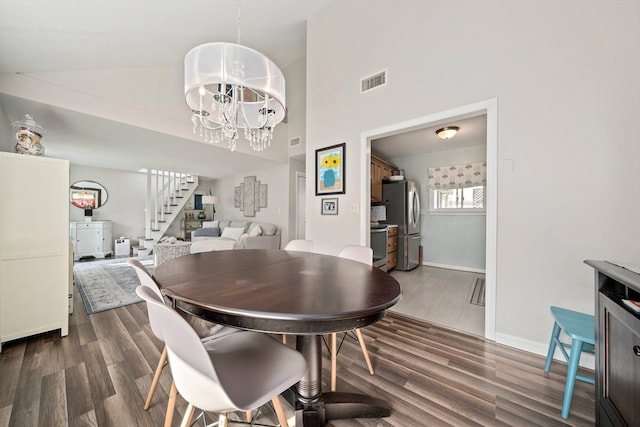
[70,221,113,261]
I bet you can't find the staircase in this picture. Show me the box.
[136,170,199,256]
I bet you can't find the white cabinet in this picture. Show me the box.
[70,221,113,260]
[0,153,70,351]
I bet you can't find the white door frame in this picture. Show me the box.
[360,98,497,340]
[295,171,306,239]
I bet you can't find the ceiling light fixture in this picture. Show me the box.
[436,126,459,140]
[184,4,285,152]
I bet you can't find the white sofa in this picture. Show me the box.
[191,220,281,250]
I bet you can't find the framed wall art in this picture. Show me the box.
[321,197,338,215]
[315,142,345,195]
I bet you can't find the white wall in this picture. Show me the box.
[286,55,307,159]
[0,105,12,152]
[306,1,640,355]
[70,165,147,245]
[391,145,487,271]
[211,165,291,246]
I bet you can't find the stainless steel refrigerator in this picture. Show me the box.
[382,179,421,270]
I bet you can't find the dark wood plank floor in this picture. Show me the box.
[0,287,595,426]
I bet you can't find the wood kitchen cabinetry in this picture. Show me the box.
[585,260,640,427]
[387,225,398,270]
[371,154,397,203]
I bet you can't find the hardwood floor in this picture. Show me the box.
[390,266,486,337]
[0,286,595,426]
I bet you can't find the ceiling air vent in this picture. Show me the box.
[361,70,387,93]
[289,136,301,148]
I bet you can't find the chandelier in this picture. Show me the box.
[184,42,286,152]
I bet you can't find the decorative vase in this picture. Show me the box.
[197,211,206,220]
[12,113,45,156]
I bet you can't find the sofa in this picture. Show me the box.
[191,220,281,250]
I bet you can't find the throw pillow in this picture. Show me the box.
[202,220,219,228]
[260,223,278,236]
[220,227,245,242]
[248,224,262,237]
[194,227,220,237]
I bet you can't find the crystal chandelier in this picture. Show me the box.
[184,41,286,152]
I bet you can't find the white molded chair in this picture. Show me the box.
[128,259,237,427]
[136,285,307,427]
[331,245,376,391]
[284,239,314,252]
[282,239,314,344]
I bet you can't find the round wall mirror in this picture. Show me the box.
[70,180,108,209]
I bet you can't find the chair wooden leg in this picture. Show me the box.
[246,411,252,422]
[355,328,374,375]
[282,335,287,344]
[164,380,177,427]
[330,333,337,392]
[219,413,228,427]
[180,402,196,427]
[272,396,289,427]
[145,345,168,410]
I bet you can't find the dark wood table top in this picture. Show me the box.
[153,249,402,334]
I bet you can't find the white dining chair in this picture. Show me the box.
[128,259,237,426]
[136,285,307,427]
[284,239,314,252]
[282,239,314,344]
[331,245,376,391]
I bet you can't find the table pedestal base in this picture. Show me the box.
[295,392,390,427]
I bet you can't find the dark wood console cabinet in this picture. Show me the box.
[585,260,640,426]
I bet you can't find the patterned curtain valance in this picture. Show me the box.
[427,161,486,189]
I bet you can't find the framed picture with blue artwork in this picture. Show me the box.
[315,142,345,195]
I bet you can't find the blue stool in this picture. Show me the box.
[544,306,595,419]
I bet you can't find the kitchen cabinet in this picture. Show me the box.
[387,225,398,270]
[371,154,397,203]
[585,260,640,427]
[70,221,113,260]
[1,153,70,350]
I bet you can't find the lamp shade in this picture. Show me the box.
[201,195,217,205]
[184,42,286,128]
[436,126,459,139]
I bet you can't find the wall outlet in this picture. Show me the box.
[350,203,359,213]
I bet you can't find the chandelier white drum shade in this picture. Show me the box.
[185,42,286,152]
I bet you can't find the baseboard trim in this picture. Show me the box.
[495,332,595,370]
[422,261,486,274]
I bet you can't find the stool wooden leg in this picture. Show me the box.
[561,339,584,419]
[180,403,196,427]
[271,396,289,427]
[355,328,374,375]
[164,381,177,427]
[145,345,168,409]
[544,322,561,372]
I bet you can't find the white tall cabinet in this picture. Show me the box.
[0,152,70,351]
[69,221,113,261]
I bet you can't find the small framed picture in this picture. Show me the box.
[321,197,338,215]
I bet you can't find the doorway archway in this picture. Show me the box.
[360,98,497,340]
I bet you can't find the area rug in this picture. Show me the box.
[470,277,485,306]
[73,256,154,314]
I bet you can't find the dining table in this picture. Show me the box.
[153,248,402,427]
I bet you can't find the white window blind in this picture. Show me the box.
[427,161,486,190]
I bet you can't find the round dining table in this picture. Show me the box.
[153,249,402,427]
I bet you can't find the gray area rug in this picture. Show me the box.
[73,256,154,314]
[470,277,485,306]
